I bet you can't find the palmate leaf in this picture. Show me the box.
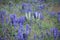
[41,19,54,29]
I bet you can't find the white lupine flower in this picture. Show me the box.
[25,12,31,20]
[25,12,28,19]
[28,12,31,19]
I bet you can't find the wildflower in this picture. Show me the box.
[23,33,28,40]
[10,14,17,23]
[22,3,32,12]
[26,24,31,35]
[50,27,59,39]
[18,16,26,25]
[34,12,38,19]
[39,12,44,20]
[19,23,24,32]
[21,3,27,13]
[10,14,16,20]
[49,11,56,17]
[53,29,59,38]
[0,10,6,24]
[6,17,9,24]
[17,30,24,40]
[0,10,6,19]
[13,18,18,26]
[22,3,27,10]
[58,31,60,39]
[57,12,60,22]
[9,14,18,28]
[34,33,37,40]
[57,12,60,17]
[0,37,2,40]
[58,17,60,22]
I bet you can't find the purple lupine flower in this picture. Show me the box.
[17,26,27,40]
[22,3,32,12]
[0,10,6,16]
[26,9,32,13]
[57,12,60,17]
[49,11,56,17]
[0,10,6,24]
[53,29,59,38]
[6,17,9,24]
[25,8,32,14]
[18,16,26,25]
[10,14,16,20]
[22,3,27,10]
[9,14,18,28]
[58,31,60,38]
[50,27,59,39]
[19,23,24,32]
[34,33,37,40]
[13,18,18,27]
[19,3,27,13]
[26,24,31,35]
[10,14,17,24]
[0,37,2,40]
[18,23,28,40]
[23,33,28,40]
[20,3,27,13]
[0,10,6,20]
[17,30,24,40]
[58,17,60,22]
[57,12,60,22]
[0,15,5,24]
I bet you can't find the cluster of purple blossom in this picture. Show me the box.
[7,13,31,40]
